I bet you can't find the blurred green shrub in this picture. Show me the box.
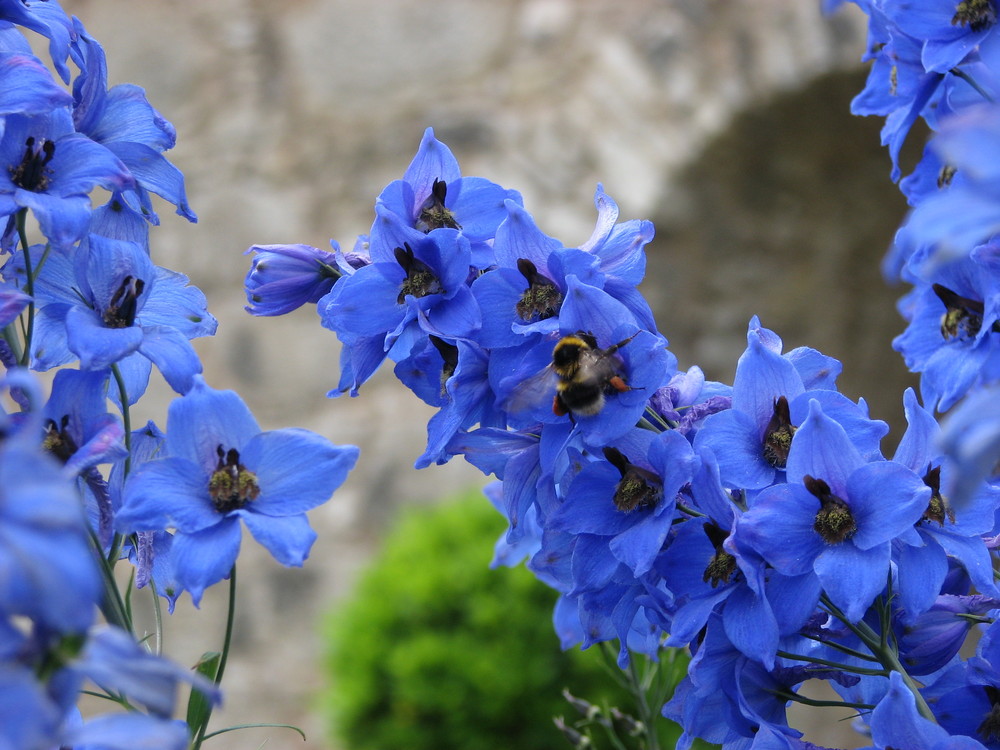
[319,490,690,750]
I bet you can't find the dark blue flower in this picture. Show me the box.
[737,399,930,622]
[893,252,1000,411]
[318,229,480,395]
[116,377,359,604]
[367,127,521,268]
[695,317,885,490]
[244,242,341,316]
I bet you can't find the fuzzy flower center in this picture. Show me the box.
[208,446,260,513]
[10,136,55,192]
[953,0,997,31]
[806,474,857,544]
[604,447,662,513]
[103,275,145,328]
[415,179,461,232]
[515,258,563,322]
[702,521,738,588]
[395,243,443,303]
[921,465,956,526]
[42,415,77,463]
[762,395,796,469]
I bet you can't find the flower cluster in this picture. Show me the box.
[245,3,1000,739]
[0,3,358,748]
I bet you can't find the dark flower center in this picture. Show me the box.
[103,275,145,328]
[920,465,956,526]
[208,445,260,513]
[935,283,990,341]
[762,395,796,469]
[938,165,957,189]
[953,0,997,31]
[979,686,1000,742]
[515,258,563,322]
[415,179,462,233]
[604,446,662,513]
[702,520,738,588]
[429,335,458,397]
[42,415,77,463]
[10,136,55,192]
[395,243,443,303]
[806,474,857,544]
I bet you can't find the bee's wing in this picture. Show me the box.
[501,364,559,414]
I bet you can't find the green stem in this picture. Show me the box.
[775,649,888,677]
[626,657,660,750]
[191,565,238,750]
[89,528,132,635]
[820,594,936,723]
[15,210,34,366]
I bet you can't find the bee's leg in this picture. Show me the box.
[608,375,632,393]
[605,332,639,355]
[553,394,568,416]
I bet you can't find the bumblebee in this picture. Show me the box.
[506,331,636,417]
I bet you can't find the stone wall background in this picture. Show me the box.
[57,1,910,748]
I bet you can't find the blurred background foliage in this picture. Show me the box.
[320,490,708,750]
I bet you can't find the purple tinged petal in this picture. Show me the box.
[870,671,952,750]
[897,538,949,619]
[106,141,195,221]
[608,509,673,576]
[894,387,940,471]
[242,511,317,566]
[578,184,620,252]
[732,321,803,429]
[319,262,405,339]
[493,199,562,269]
[141,266,216,338]
[0,52,71,115]
[723,584,778,670]
[241,428,359,515]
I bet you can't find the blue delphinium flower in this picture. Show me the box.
[893,251,1000,411]
[695,316,886,490]
[318,229,480,395]
[891,387,1000,619]
[244,242,342,316]
[23,233,217,401]
[367,126,522,268]
[116,376,359,605]
[0,110,132,251]
[737,399,930,622]
[901,103,1000,264]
